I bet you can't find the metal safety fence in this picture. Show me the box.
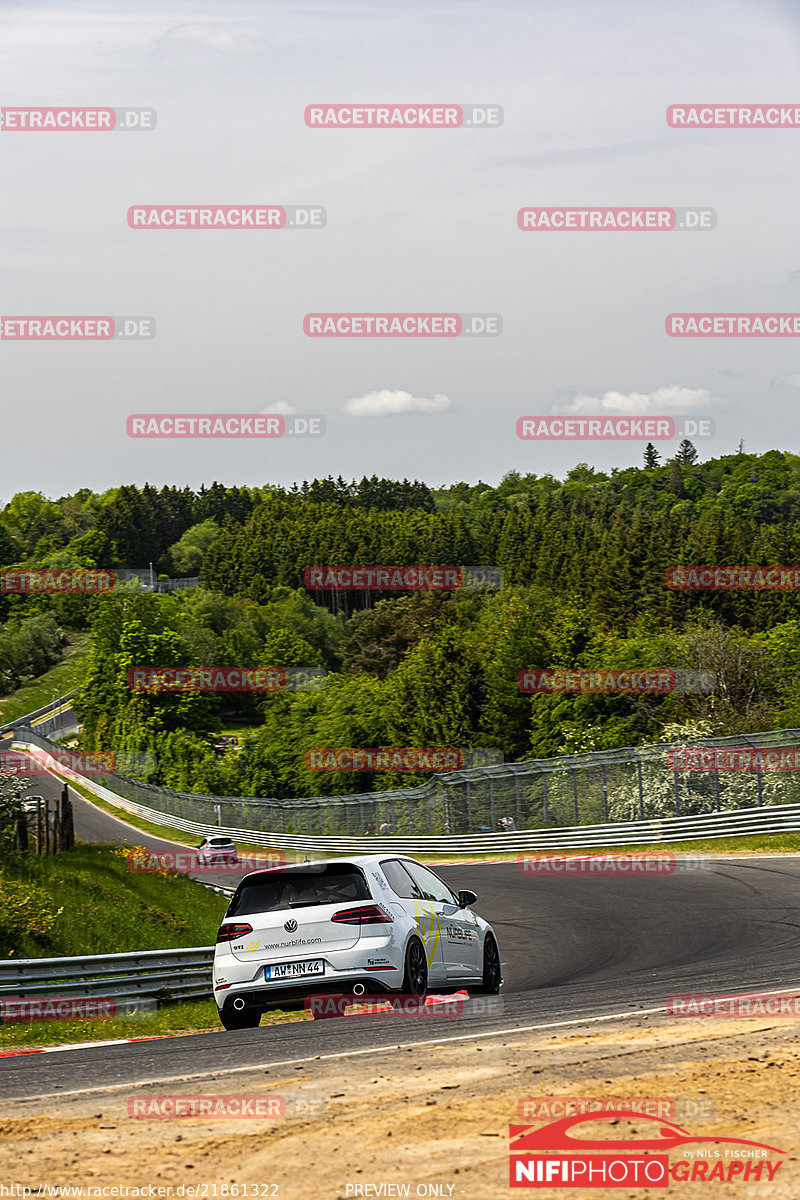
[0,946,214,1010]
[0,690,77,736]
[11,725,800,850]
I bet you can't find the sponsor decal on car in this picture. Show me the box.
[444,924,477,941]
[259,937,323,950]
[413,900,441,963]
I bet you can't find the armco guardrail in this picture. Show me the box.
[0,689,77,736]
[12,735,800,853]
[0,946,214,1010]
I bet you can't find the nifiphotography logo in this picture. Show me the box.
[509,1112,785,1187]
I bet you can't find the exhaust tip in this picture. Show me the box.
[232,996,246,1011]
[352,983,366,996]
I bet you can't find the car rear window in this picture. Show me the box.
[226,864,372,916]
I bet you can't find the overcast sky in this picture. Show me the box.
[1,0,800,501]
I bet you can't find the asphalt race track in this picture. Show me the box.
[3,753,800,1103]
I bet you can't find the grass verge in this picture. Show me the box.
[0,631,90,724]
[0,843,229,958]
[0,999,307,1049]
[0,843,310,1050]
[434,833,800,860]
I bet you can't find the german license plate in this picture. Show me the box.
[264,958,325,981]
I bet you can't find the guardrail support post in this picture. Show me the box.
[673,762,680,817]
[572,766,579,824]
[714,753,721,813]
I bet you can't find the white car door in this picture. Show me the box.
[403,862,482,980]
[379,859,447,986]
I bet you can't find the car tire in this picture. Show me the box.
[220,1001,262,1031]
[474,935,502,994]
[401,937,428,996]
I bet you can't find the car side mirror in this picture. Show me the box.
[457,889,477,908]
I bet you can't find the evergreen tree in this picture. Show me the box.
[667,460,686,497]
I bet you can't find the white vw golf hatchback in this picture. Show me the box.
[213,854,502,1029]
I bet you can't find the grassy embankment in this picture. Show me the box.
[0,631,90,726]
[0,844,305,1048]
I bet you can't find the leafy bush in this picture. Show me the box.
[0,871,61,947]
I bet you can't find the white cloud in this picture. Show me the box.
[261,400,296,414]
[771,374,800,389]
[553,385,720,416]
[343,389,451,418]
[157,23,256,53]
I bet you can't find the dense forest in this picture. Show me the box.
[3,449,800,799]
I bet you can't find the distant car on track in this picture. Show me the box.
[213,736,240,755]
[212,854,502,1030]
[196,836,238,866]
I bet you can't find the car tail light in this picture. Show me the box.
[216,922,253,943]
[331,904,393,925]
